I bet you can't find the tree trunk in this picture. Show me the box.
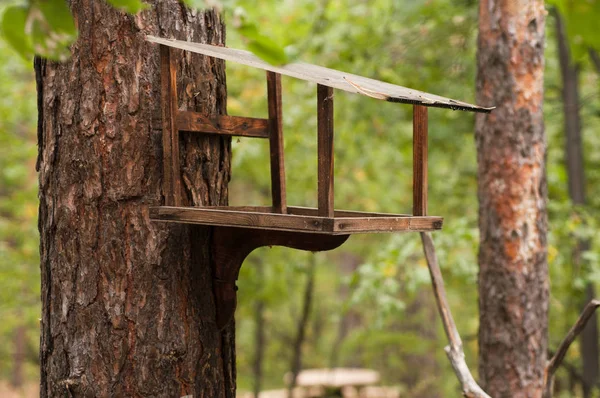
[287,255,316,398]
[475,1,548,397]
[11,320,25,388]
[252,264,266,398]
[36,1,234,396]
[554,10,599,398]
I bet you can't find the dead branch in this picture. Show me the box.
[544,299,600,397]
[420,232,491,398]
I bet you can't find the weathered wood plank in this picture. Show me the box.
[150,206,330,233]
[267,71,287,213]
[413,105,428,216]
[177,111,269,138]
[317,84,335,217]
[200,206,413,218]
[333,216,442,233]
[149,206,443,234]
[160,45,182,206]
[147,36,494,114]
[287,206,412,218]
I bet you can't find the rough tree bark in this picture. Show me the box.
[36,1,234,396]
[554,10,599,397]
[475,1,548,397]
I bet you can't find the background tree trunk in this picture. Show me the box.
[252,263,266,398]
[36,1,234,396]
[554,10,599,397]
[287,255,316,398]
[475,1,548,397]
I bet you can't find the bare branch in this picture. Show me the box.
[420,232,491,398]
[544,299,600,397]
[589,48,600,76]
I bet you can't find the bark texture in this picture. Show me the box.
[475,1,548,397]
[554,10,598,397]
[36,1,234,396]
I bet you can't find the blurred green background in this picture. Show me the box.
[1,0,600,397]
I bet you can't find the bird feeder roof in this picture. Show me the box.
[146,36,493,113]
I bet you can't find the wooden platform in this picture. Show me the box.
[149,206,443,235]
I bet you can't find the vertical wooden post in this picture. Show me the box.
[160,44,182,206]
[317,84,334,217]
[267,71,287,213]
[413,105,428,216]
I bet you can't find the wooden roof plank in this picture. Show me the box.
[146,36,494,113]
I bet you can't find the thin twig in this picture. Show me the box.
[420,232,491,398]
[544,299,600,397]
[589,48,600,76]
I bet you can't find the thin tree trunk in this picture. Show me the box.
[328,253,361,369]
[287,255,317,398]
[475,1,548,397]
[253,264,266,398]
[11,320,25,388]
[554,9,598,397]
[37,1,234,396]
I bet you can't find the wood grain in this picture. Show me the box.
[267,71,287,213]
[147,36,494,114]
[149,206,443,234]
[413,105,428,216]
[160,45,182,206]
[196,206,413,218]
[177,110,269,138]
[317,84,335,217]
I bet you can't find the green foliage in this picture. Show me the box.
[0,0,289,65]
[0,0,598,396]
[106,0,149,13]
[1,0,78,60]
[0,38,40,381]
[548,0,600,63]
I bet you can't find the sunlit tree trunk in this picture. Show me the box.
[36,1,234,396]
[475,1,548,397]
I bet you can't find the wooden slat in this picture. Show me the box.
[150,206,443,234]
[160,45,182,206]
[317,84,335,217]
[146,36,494,114]
[267,71,287,213]
[201,206,413,218]
[413,105,428,216]
[287,206,412,218]
[333,216,442,234]
[150,206,330,233]
[176,111,269,138]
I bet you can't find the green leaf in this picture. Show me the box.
[237,22,288,65]
[106,0,150,14]
[35,0,77,35]
[0,6,33,60]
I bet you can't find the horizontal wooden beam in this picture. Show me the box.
[177,111,270,138]
[149,206,443,234]
[191,205,413,218]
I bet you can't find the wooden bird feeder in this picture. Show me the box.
[146,36,493,329]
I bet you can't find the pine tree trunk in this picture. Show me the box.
[475,1,548,397]
[36,1,234,396]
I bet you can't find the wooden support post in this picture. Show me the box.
[317,84,334,217]
[267,71,287,213]
[160,44,182,206]
[413,105,428,216]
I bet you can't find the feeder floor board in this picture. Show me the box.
[149,206,443,235]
